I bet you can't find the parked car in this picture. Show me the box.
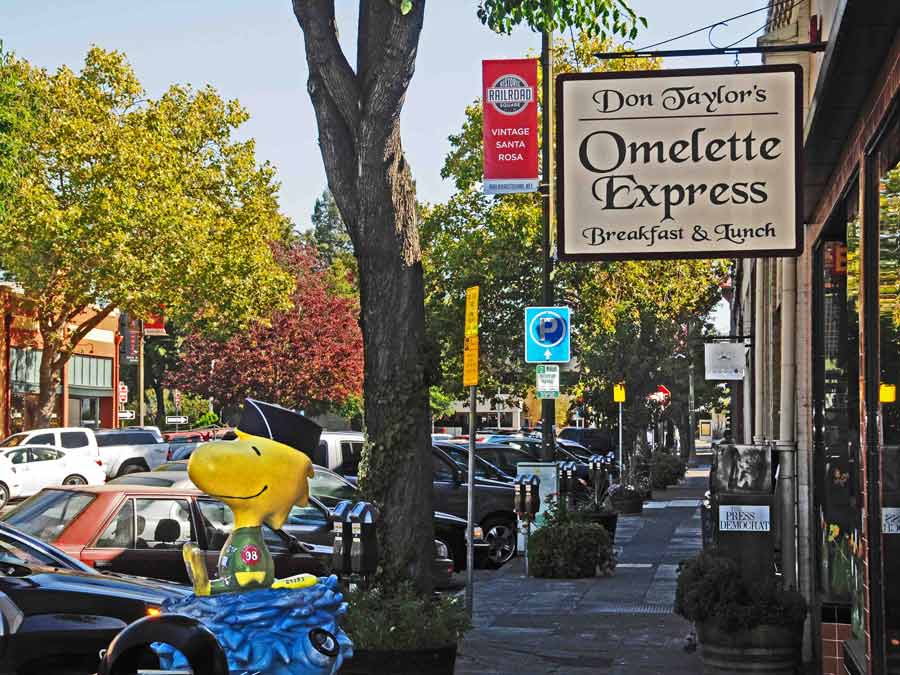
[490,436,591,477]
[0,427,100,460]
[432,443,517,567]
[311,431,365,477]
[557,438,592,460]
[94,428,171,478]
[2,485,325,584]
[433,442,516,482]
[0,454,21,507]
[117,465,484,581]
[0,521,187,674]
[3,445,106,495]
[164,431,206,461]
[558,427,617,457]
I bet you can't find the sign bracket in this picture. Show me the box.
[591,42,826,61]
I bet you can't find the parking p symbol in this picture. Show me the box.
[538,317,558,342]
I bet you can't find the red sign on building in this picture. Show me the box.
[143,313,167,336]
[482,58,538,195]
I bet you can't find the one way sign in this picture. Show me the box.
[525,307,571,363]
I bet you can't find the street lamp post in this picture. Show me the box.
[539,3,554,462]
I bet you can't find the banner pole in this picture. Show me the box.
[466,385,476,614]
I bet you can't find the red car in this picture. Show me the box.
[2,485,325,585]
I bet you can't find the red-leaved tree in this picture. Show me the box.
[169,244,363,414]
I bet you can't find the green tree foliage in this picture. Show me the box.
[424,35,726,445]
[478,0,645,38]
[303,189,358,299]
[0,47,293,425]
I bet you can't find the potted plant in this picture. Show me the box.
[607,482,643,515]
[675,550,807,674]
[340,583,470,675]
[527,496,616,578]
[651,449,686,489]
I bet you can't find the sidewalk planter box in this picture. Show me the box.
[697,622,801,675]
[342,644,457,674]
[611,492,643,515]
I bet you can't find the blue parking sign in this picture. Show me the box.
[525,306,571,363]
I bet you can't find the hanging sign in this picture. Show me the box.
[613,382,625,403]
[556,65,802,260]
[143,314,167,336]
[704,342,746,380]
[482,58,539,195]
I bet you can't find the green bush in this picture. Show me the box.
[527,499,614,578]
[651,451,686,489]
[675,550,807,633]
[341,583,470,650]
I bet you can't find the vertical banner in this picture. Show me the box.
[482,59,539,195]
[463,286,479,387]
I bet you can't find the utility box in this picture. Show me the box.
[712,443,775,583]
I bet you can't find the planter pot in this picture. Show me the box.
[341,644,457,675]
[697,621,802,674]
[582,511,618,543]
[611,492,644,515]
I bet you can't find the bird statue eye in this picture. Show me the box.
[251,446,261,456]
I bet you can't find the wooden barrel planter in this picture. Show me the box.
[697,622,802,674]
[341,644,457,675]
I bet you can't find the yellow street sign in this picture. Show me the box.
[465,286,479,337]
[613,382,626,403]
[881,383,897,404]
[463,335,479,387]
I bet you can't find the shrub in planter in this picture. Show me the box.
[651,451,686,489]
[607,483,643,514]
[341,584,470,675]
[675,550,807,674]
[528,499,615,578]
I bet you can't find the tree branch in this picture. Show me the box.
[58,303,117,364]
[358,0,426,123]
[292,0,361,134]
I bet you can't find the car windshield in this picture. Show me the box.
[4,490,96,541]
[0,434,28,448]
[309,471,356,503]
[108,475,176,487]
[0,526,91,572]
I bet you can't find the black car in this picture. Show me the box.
[432,443,517,568]
[558,427,617,457]
[0,521,186,674]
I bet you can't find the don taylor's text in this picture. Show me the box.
[592,82,768,115]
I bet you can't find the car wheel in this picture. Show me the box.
[63,474,87,486]
[0,483,9,510]
[117,462,147,476]
[482,516,516,568]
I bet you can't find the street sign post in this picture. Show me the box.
[118,382,128,405]
[118,410,135,421]
[525,306,571,363]
[614,382,625,477]
[463,285,478,615]
[535,364,559,399]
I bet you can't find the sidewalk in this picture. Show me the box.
[455,468,709,675]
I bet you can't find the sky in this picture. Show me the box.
[2,1,766,334]
[1,0,765,229]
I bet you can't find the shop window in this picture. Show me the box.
[812,183,861,608]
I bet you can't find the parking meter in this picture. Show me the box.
[588,455,603,507]
[514,476,525,516]
[524,474,541,517]
[331,500,353,575]
[349,501,378,575]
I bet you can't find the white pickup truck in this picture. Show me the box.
[0,427,170,479]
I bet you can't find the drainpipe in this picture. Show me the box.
[777,257,798,589]
[754,260,765,443]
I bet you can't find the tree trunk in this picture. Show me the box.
[35,330,64,428]
[294,0,434,592]
[153,380,166,429]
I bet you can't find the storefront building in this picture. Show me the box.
[0,283,121,436]
[733,2,900,673]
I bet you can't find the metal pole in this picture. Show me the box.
[777,257,798,588]
[618,402,623,480]
[138,321,145,427]
[753,260,765,442]
[465,385,476,613]
[539,5,555,463]
[688,357,696,465]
